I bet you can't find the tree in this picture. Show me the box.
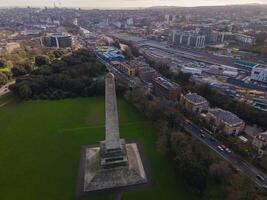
[10,49,106,100]
[122,46,133,60]
[18,84,32,99]
[0,72,8,86]
[170,132,213,193]
[209,161,232,183]
[0,60,5,68]
[11,66,27,77]
[35,55,50,66]
[113,39,121,49]
[226,174,258,200]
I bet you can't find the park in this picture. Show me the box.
[0,94,196,200]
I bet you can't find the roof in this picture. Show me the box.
[256,131,267,140]
[253,64,267,70]
[235,59,256,68]
[209,108,244,126]
[184,93,208,104]
[153,77,180,90]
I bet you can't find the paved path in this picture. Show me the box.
[0,80,15,97]
[57,121,150,133]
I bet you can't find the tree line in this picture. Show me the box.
[9,49,106,100]
[124,87,267,199]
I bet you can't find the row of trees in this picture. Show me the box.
[10,49,106,100]
[0,71,12,86]
[124,87,267,199]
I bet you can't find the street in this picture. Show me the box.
[183,119,267,188]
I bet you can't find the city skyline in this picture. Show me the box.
[1,0,267,8]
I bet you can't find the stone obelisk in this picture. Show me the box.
[77,72,149,196]
[100,72,128,168]
[105,72,122,150]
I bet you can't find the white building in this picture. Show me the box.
[126,18,134,26]
[169,30,205,48]
[181,67,202,75]
[251,64,267,83]
[235,33,256,46]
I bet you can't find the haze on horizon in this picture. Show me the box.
[0,0,267,9]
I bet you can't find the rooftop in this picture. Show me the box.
[256,131,267,140]
[209,108,244,126]
[184,93,208,104]
[153,77,180,90]
[254,64,267,70]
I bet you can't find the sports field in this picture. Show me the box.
[0,94,196,200]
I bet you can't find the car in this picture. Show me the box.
[217,145,224,151]
[200,133,205,138]
[256,174,265,182]
[220,144,226,150]
[225,148,231,153]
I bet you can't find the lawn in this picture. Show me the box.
[0,95,196,200]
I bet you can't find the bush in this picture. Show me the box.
[35,55,50,66]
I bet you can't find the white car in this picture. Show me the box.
[217,145,224,151]
[225,148,231,153]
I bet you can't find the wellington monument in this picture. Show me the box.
[77,73,150,197]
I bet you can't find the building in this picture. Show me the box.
[21,29,42,37]
[181,66,202,75]
[235,59,257,69]
[251,64,267,84]
[152,76,181,100]
[41,33,72,48]
[169,30,205,48]
[111,61,136,77]
[207,108,245,135]
[180,93,209,113]
[96,47,125,62]
[234,33,256,46]
[137,66,157,81]
[199,26,212,44]
[214,32,235,43]
[252,131,267,152]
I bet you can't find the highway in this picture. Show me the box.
[183,119,267,188]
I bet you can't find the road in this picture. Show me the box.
[0,80,15,97]
[182,119,267,188]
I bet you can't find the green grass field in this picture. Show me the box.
[0,95,196,200]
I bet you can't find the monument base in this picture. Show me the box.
[76,141,152,198]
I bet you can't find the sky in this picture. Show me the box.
[0,0,267,8]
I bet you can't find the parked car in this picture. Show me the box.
[226,148,231,153]
[256,174,265,182]
[217,145,224,151]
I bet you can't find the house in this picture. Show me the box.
[180,93,208,113]
[111,61,136,77]
[207,108,245,135]
[152,76,181,100]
